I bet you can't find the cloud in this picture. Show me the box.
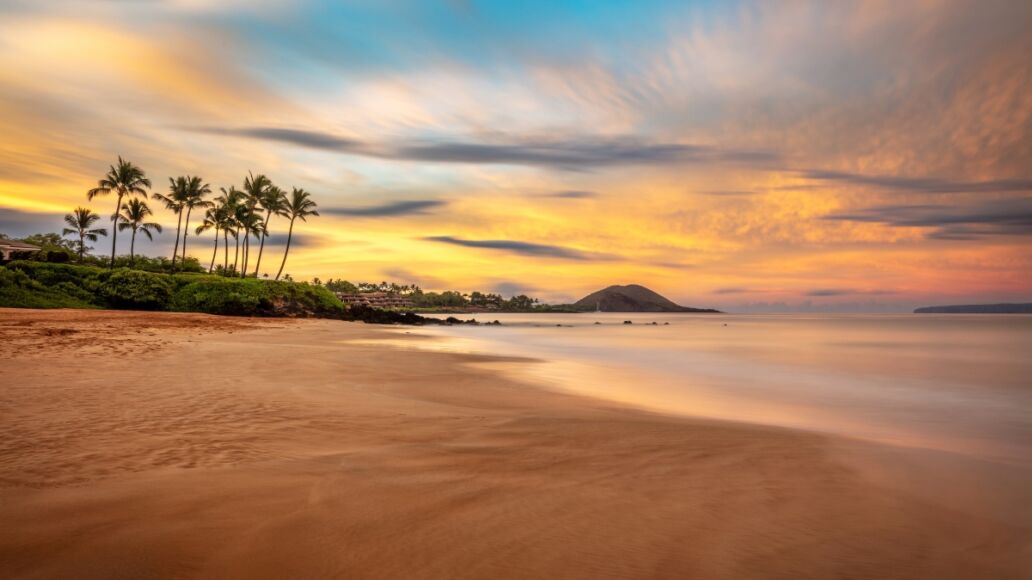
[203,127,365,152]
[544,190,598,199]
[805,289,897,297]
[323,200,445,217]
[491,281,539,297]
[824,198,1032,239]
[801,170,1032,194]
[191,126,778,170]
[697,190,756,197]
[423,235,613,260]
[713,287,751,295]
[0,208,63,238]
[259,232,325,249]
[380,267,447,290]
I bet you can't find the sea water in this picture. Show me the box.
[414,313,1032,464]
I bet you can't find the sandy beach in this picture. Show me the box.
[0,309,1028,579]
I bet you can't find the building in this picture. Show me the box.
[0,240,41,263]
[336,292,416,309]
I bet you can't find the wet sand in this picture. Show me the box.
[0,308,1028,578]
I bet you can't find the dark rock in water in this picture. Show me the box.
[574,284,720,313]
[344,305,482,326]
[594,321,601,325]
[624,320,632,324]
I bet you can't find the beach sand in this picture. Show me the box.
[0,309,1028,578]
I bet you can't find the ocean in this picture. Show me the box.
[412,313,1032,465]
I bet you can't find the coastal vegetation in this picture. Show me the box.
[0,261,488,324]
[73,156,318,279]
[320,279,573,312]
[0,156,337,312]
[62,207,107,261]
[87,156,151,268]
[0,261,343,317]
[0,156,407,320]
[116,199,162,265]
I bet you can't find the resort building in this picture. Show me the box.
[336,292,416,309]
[0,240,41,263]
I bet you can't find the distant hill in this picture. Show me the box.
[914,303,1032,314]
[574,284,719,313]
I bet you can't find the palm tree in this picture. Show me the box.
[117,198,162,266]
[253,185,287,277]
[87,156,151,267]
[195,204,230,273]
[276,187,319,280]
[232,201,249,275]
[238,210,264,277]
[153,177,189,270]
[177,177,213,269]
[62,207,107,261]
[241,173,272,277]
[215,186,244,275]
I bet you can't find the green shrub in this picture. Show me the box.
[0,266,97,309]
[168,272,221,289]
[171,278,268,315]
[171,278,344,317]
[3,260,345,318]
[5,260,107,287]
[54,280,97,304]
[98,269,174,310]
[266,281,344,317]
[79,254,204,273]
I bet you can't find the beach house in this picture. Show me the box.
[336,292,416,309]
[0,240,41,263]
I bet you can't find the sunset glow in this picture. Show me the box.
[2,0,1029,310]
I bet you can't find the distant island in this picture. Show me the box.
[574,284,720,313]
[914,303,1032,314]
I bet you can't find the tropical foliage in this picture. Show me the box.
[62,207,107,260]
[87,156,151,267]
[318,277,553,312]
[62,157,318,280]
[117,199,161,265]
[0,261,342,317]
[276,188,319,280]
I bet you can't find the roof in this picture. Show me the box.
[0,240,41,250]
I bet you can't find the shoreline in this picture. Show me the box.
[1,309,1029,578]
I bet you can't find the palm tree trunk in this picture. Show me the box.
[223,231,229,274]
[275,218,295,281]
[209,226,219,273]
[254,210,271,277]
[130,229,137,266]
[242,234,250,278]
[110,192,123,267]
[79,234,85,261]
[181,207,193,270]
[171,209,183,271]
[233,230,240,275]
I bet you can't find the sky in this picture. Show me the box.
[0,0,1030,311]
